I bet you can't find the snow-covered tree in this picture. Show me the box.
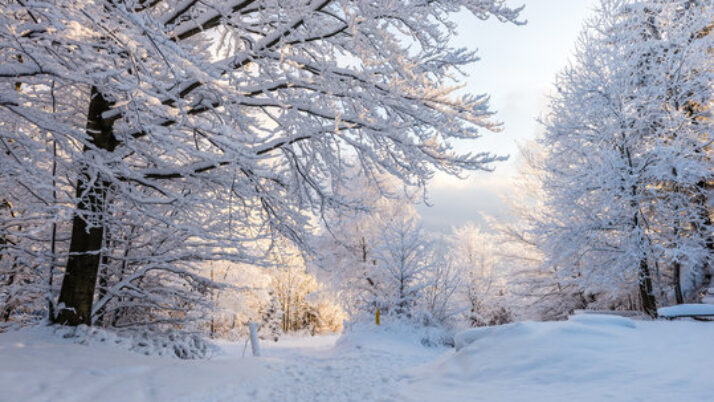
[268,241,320,333]
[258,291,283,341]
[0,1,523,327]
[496,144,599,320]
[536,0,713,316]
[421,238,463,325]
[520,149,580,319]
[370,216,434,318]
[450,223,513,326]
[309,172,421,316]
[91,211,217,330]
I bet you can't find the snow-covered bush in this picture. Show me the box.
[258,291,283,342]
[341,317,456,349]
[54,324,217,359]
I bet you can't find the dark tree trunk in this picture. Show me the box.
[1,272,16,322]
[695,180,713,273]
[53,88,117,326]
[638,258,658,318]
[672,190,684,305]
[632,208,657,318]
[1,202,19,322]
[53,176,108,325]
[210,268,215,338]
[673,261,684,305]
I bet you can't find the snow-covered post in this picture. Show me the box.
[248,321,261,357]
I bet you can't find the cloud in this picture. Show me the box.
[417,0,599,235]
[419,171,518,234]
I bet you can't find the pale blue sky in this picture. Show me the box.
[418,0,600,233]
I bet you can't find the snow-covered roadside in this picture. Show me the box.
[0,326,270,402]
[2,317,713,402]
[396,315,714,401]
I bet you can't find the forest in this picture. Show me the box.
[0,0,712,400]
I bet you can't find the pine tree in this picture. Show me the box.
[259,291,282,342]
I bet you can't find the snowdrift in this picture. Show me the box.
[0,326,269,401]
[399,315,714,401]
[658,304,714,318]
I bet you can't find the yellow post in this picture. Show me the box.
[15,55,22,92]
[375,308,380,326]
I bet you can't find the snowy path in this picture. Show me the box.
[194,327,444,401]
[243,331,442,402]
[0,326,443,402]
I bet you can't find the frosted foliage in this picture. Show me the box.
[370,217,434,318]
[310,174,463,326]
[534,0,713,315]
[0,0,522,328]
[450,223,514,326]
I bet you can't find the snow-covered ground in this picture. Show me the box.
[1,317,713,401]
[397,315,714,401]
[658,303,714,318]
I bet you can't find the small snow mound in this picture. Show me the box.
[337,321,453,354]
[51,325,217,359]
[454,322,536,351]
[568,314,636,329]
[658,304,714,318]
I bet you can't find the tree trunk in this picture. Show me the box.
[632,209,657,318]
[673,261,684,305]
[210,267,215,338]
[1,271,16,322]
[695,180,713,277]
[638,258,658,318]
[53,88,117,326]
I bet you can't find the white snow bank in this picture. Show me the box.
[568,313,637,328]
[0,326,269,401]
[51,324,217,359]
[454,321,534,351]
[337,321,453,353]
[398,317,714,401]
[454,314,635,352]
[658,304,714,318]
